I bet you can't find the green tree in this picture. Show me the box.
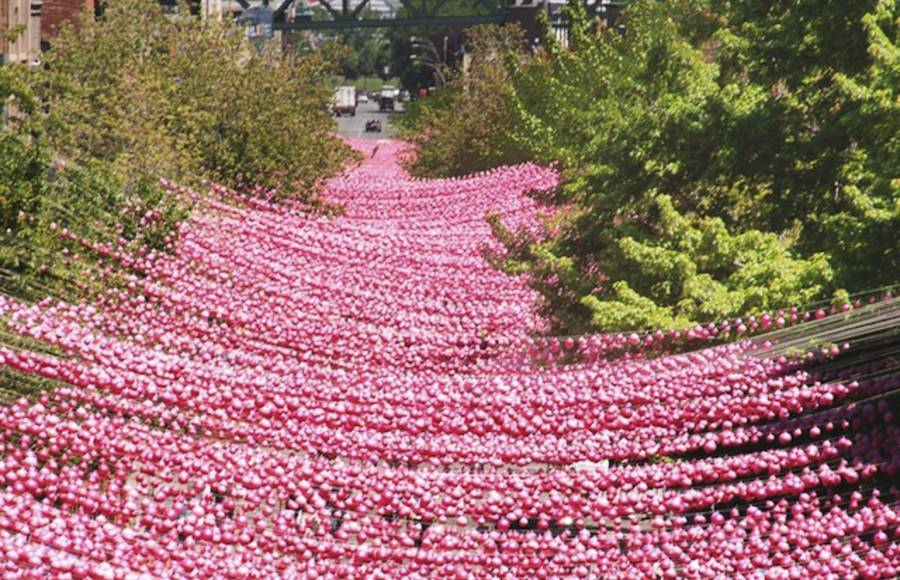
[312,8,392,80]
[394,25,529,176]
[37,0,348,200]
[0,0,351,303]
[407,0,898,332]
[497,0,898,332]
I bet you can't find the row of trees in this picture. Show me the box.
[1,0,348,302]
[396,0,899,332]
[314,2,480,91]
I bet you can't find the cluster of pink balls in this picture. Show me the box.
[0,139,895,578]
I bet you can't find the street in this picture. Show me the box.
[335,100,404,140]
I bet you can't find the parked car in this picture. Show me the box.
[398,89,411,102]
[357,92,369,104]
[332,86,356,116]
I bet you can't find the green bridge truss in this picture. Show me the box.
[230,0,626,32]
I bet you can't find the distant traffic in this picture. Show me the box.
[332,85,413,118]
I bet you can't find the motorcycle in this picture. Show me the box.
[365,119,382,133]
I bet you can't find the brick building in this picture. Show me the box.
[40,0,92,46]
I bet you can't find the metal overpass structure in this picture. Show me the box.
[228,0,625,32]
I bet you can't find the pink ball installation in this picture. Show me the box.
[0,139,896,578]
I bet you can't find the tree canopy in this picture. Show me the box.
[398,0,899,332]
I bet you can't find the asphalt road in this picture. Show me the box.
[335,100,404,140]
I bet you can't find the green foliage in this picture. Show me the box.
[0,0,349,303]
[0,128,187,302]
[813,0,900,285]
[385,1,492,91]
[35,0,348,201]
[0,133,44,237]
[314,9,392,81]
[1,63,185,300]
[581,195,833,330]
[394,25,530,177]
[440,1,898,332]
[705,0,900,286]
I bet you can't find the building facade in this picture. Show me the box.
[41,0,92,43]
[1,0,42,63]
[1,0,100,63]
